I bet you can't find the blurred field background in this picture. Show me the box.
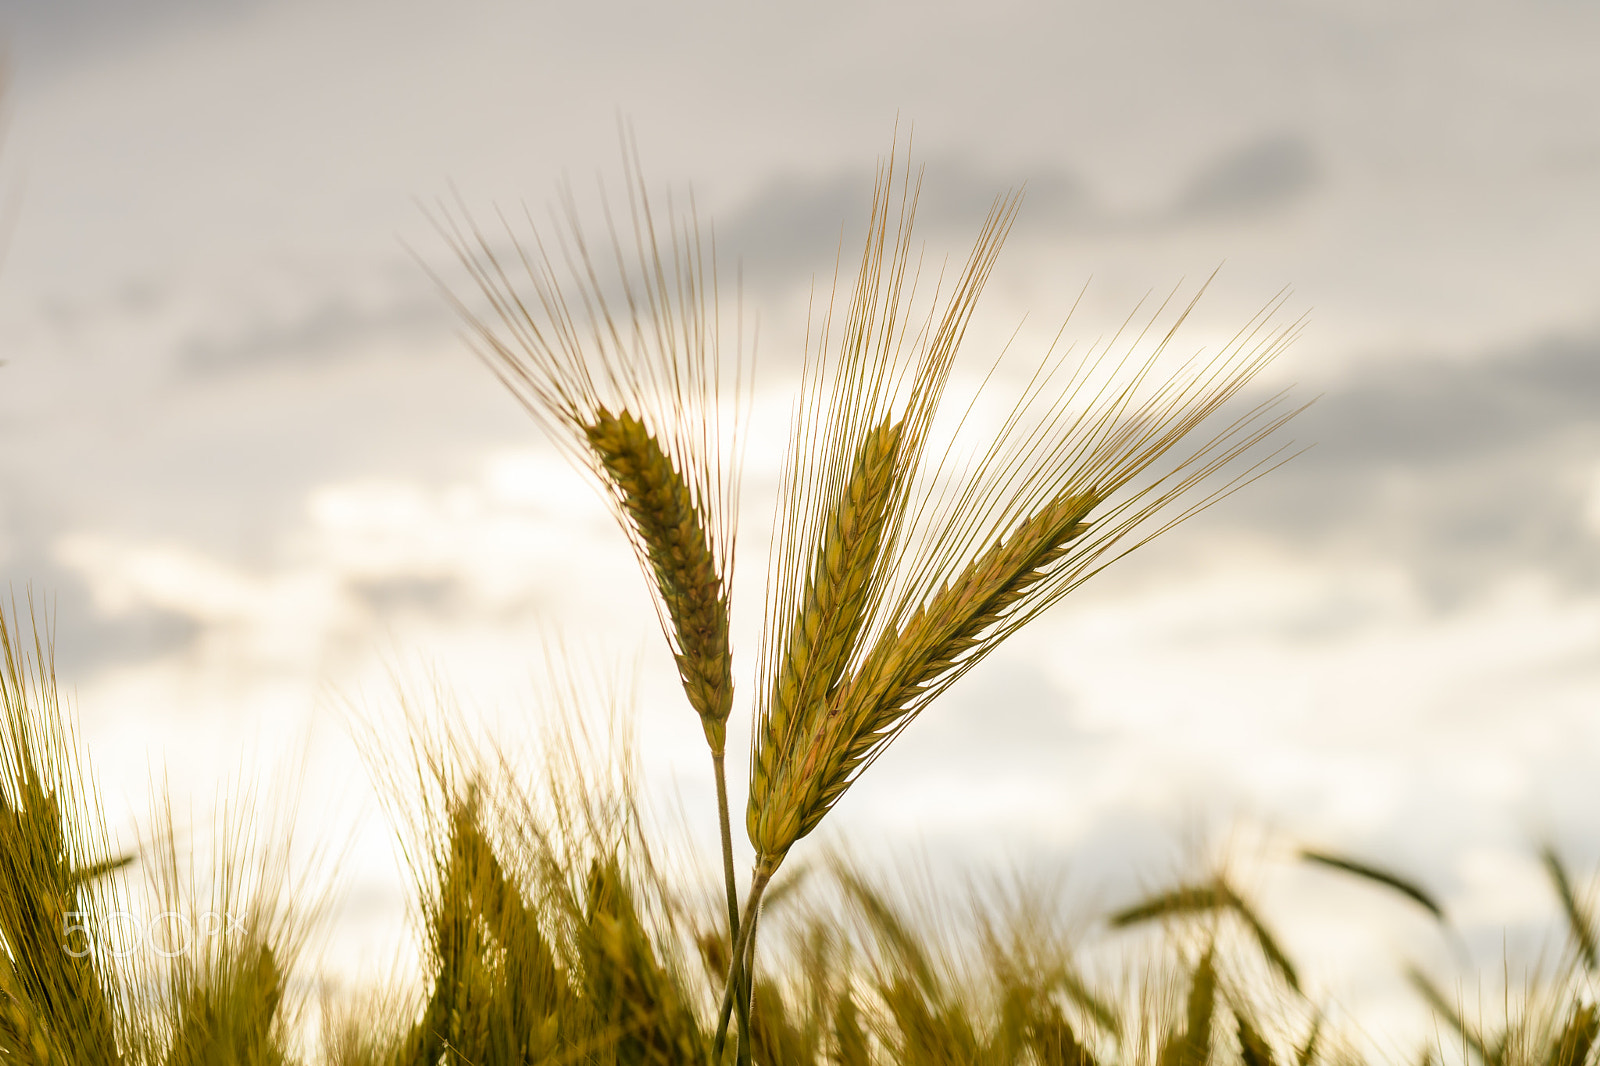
[2,1,1600,1056]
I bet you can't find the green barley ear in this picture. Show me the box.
[789,487,1101,845]
[139,762,313,1066]
[0,961,66,1066]
[721,138,1300,1056]
[400,792,567,1065]
[581,856,708,1065]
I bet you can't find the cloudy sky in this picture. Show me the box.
[3,0,1600,1052]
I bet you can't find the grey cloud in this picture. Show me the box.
[716,156,1090,293]
[0,548,202,680]
[1170,133,1320,221]
[347,574,464,620]
[3,0,265,71]
[0,477,203,674]
[888,653,1105,777]
[1217,324,1600,606]
[179,291,452,377]
[716,135,1318,296]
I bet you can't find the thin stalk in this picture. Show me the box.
[712,863,776,1060]
[712,750,749,1057]
[712,753,741,939]
[735,901,764,1066]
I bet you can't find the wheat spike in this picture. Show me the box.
[749,420,905,859]
[587,407,733,750]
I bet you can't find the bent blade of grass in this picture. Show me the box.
[1109,883,1233,929]
[1222,885,1302,996]
[1539,843,1599,975]
[1300,848,1447,924]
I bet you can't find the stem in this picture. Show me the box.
[712,750,749,1057]
[712,862,775,1061]
[734,902,763,1066]
[712,752,741,942]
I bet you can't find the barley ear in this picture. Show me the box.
[748,419,905,862]
[790,489,1100,840]
[586,407,734,753]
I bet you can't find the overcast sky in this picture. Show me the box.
[3,0,1600,1053]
